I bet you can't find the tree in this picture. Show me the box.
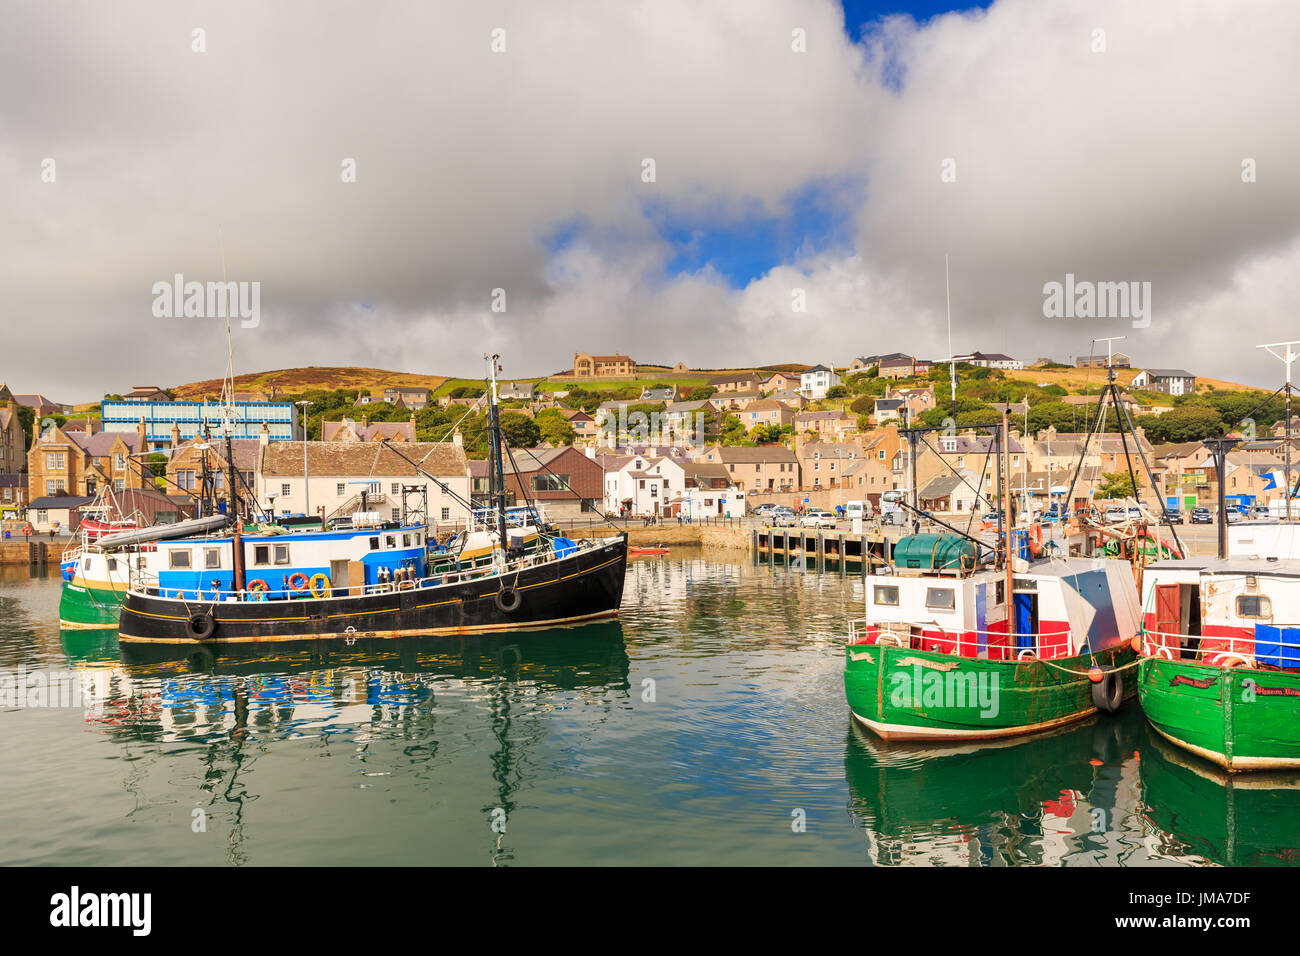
[1098,471,1136,500]
[825,385,849,399]
[498,412,540,449]
[536,409,575,446]
[684,385,717,401]
[1135,405,1224,444]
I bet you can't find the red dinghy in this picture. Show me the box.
[630,546,670,555]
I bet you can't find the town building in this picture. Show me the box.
[799,364,841,399]
[708,372,763,393]
[0,385,26,476]
[695,444,799,494]
[795,409,855,440]
[383,387,433,409]
[737,399,794,431]
[1130,368,1197,396]
[100,395,301,449]
[799,442,865,490]
[27,421,150,500]
[846,353,909,374]
[321,416,417,443]
[166,436,261,501]
[1076,353,1131,369]
[469,445,604,520]
[258,438,471,526]
[760,371,800,393]
[966,352,1023,370]
[499,382,538,402]
[572,352,636,378]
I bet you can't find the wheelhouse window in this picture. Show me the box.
[925,587,955,610]
[204,548,221,569]
[873,585,899,606]
[254,545,270,565]
[1237,594,1272,619]
[274,544,290,565]
[370,537,380,550]
[169,549,192,569]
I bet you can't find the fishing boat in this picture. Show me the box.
[844,413,1142,742]
[116,355,628,644]
[1135,341,1300,772]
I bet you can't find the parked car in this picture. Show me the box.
[771,509,798,527]
[1104,507,1128,524]
[800,509,837,529]
[1190,507,1213,524]
[1161,508,1184,524]
[752,503,779,516]
[1225,509,1242,523]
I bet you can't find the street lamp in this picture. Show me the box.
[295,400,313,519]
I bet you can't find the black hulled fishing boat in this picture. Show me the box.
[117,354,628,644]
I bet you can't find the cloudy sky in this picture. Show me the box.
[4,0,1300,401]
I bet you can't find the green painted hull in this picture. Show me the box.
[59,580,125,627]
[1138,656,1300,772]
[844,642,1135,741]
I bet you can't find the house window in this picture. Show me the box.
[1237,594,1272,619]
[873,586,899,606]
[392,508,400,522]
[441,508,450,520]
[204,548,221,569]
[925,588,955,610]
[281,483,291,496]
[114,453,125,470]
[114,480,124,492]
[169,549,192,569]
[392,483,400,495]
[369,482,380,495]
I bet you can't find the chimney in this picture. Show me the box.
[453,429,463,448]
[137,416,147,451]
[260,421,270,447]
[585,445,596,459]
[170,421,181,447]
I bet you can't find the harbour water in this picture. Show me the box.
[2,555,1297,866]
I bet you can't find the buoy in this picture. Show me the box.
[1130,635,1142,653]
[1087,666,1104,683]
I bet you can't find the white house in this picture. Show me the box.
[603,455,687,517]
[800,364,841,400]
[257,439,472,529]
[1131,368,1197,396]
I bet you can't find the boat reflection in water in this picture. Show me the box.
[844,715,1141,865]
[58,624,629,866]
[1138,730,1300,867]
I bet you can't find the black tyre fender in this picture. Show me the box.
[186,612,216,641]
[495,585,522,613]
[1091,667,1123,713]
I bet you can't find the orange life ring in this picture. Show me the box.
[1027,523,1044,556]
[248,579,269,593]
[287,572,309,591]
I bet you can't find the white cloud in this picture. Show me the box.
[2,0,1299,397]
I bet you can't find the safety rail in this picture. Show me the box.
[129,535,609,603]
[1139,627,1300,669]
[847,617,1074,661]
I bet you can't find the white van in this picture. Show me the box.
[845,500,870,520]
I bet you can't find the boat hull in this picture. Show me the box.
[1138,656,1300,772]
[117,536,627,643]
[59,579,127,628]
[844,642,1135,741]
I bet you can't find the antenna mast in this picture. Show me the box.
[1258,340,1300,522]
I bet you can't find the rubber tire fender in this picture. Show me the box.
[186,612,216,641]
[495,586,522,613]
[1091,667,1123,713]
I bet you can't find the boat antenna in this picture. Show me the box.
[485,353,511,563]
[1257,340,1300,522]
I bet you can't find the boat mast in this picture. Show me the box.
[484,353,510,562]
[1258,340,1299,522]
[1000,411,1014,629]
[226,429,245,591]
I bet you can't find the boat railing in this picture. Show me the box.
[1139,626,1300,668]
[132,534,609,603]
[847,617,1073,661]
